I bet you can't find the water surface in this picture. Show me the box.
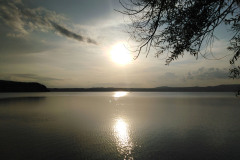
[0,92,239,160]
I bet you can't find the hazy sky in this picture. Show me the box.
[0,0,238,88]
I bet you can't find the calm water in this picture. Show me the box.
[0,92,240,160]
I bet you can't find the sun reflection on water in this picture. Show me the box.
[113,118,134,160]
[113,91,128,98]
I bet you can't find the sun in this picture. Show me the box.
[110,42,132,65]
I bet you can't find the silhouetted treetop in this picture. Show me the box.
[118,0,240,95]
[118,0,239,63]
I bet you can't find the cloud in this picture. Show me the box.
[0,0,97,44]
[51,22,97,44]
[186,67,229,80]
[1,74,61,82]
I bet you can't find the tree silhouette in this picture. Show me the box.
[118,0,240,95]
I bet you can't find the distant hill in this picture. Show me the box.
[49,84,240,92]
[0,80,49,92]
[1,80,239,93]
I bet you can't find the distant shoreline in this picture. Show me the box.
[1,80,239,93]
[49,84,240,92]
[0,80,49,92]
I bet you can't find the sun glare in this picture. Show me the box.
[110,42,132,65]
[113,118,133,157]
[113,91,128,98]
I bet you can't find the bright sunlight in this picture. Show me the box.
[113,118,133,156]
[113,91,128,98]
[110,42,132,65]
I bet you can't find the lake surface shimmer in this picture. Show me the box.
[0,92,240,160]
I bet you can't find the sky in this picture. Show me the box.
[0,0,239,88]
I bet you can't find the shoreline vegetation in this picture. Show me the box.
[49,85,240,92]
[0,80,49,92]
[1,80,239,93]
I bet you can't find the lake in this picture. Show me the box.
[0,92,240,160]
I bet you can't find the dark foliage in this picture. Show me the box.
[226,15,240,82]
[0,80,49,92]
